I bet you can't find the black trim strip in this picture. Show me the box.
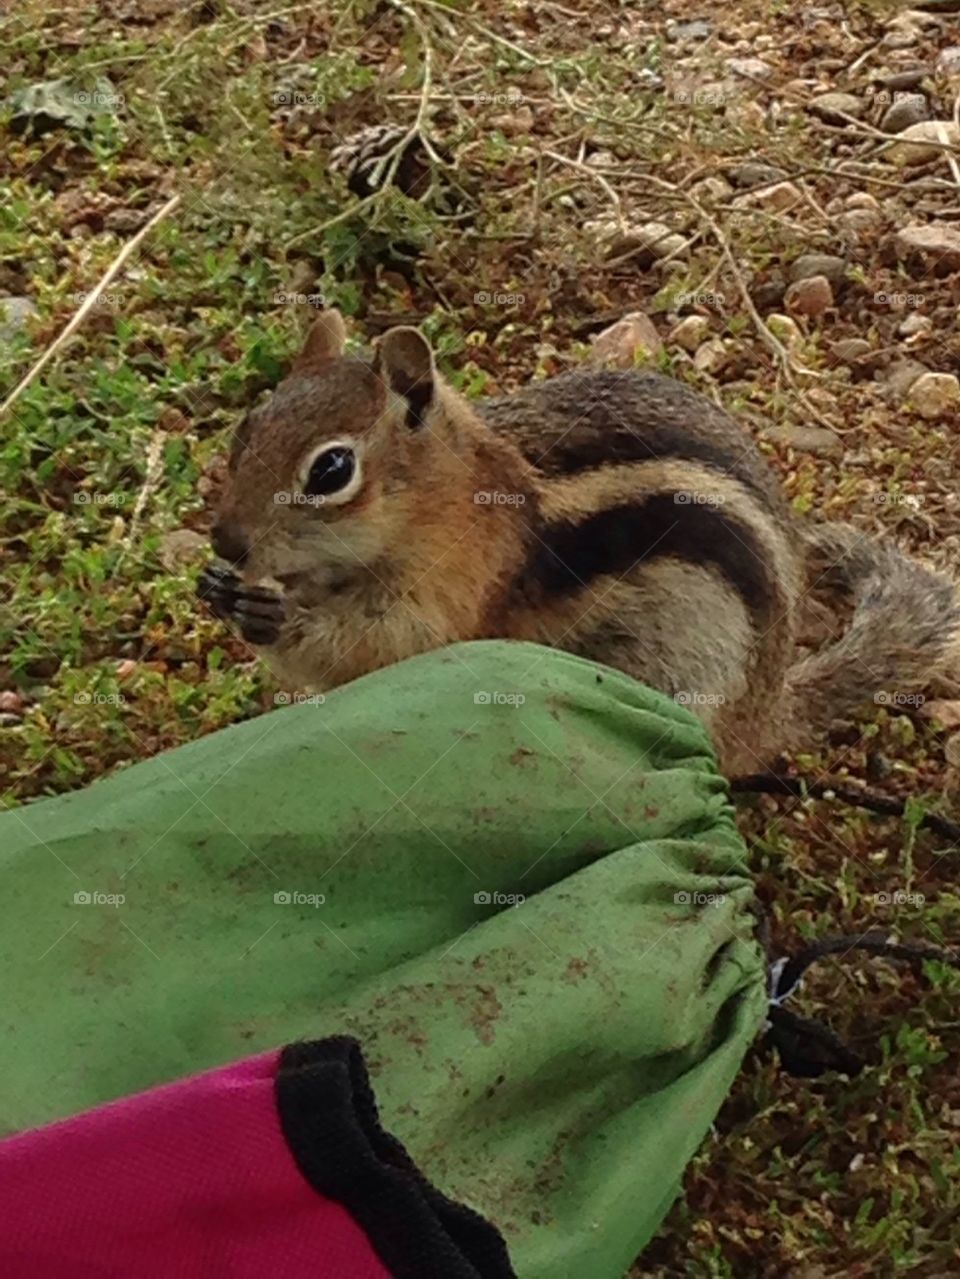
[275,1036,517,1278]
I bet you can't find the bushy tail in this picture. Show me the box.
[783,521,960,746]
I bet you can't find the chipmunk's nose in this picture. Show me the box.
[211,519,250,568]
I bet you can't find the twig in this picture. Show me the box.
[541,148,628,233]
[121,430,165,556]
[604,229,703,270]
[284,0,438,254]
[731,771,960,842]
[283,193,380,253]
[940,107,960,190]
[0,193,181,422]
[413,0,551,67]
[642,175,830,379]
[557,86,662,135]
[374,2,439,179]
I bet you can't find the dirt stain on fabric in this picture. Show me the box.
[467,985,502,1045]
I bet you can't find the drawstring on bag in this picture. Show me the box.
[734,770,959,1077]
[763,933,960,1078]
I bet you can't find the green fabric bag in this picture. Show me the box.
[0,640,766,1277]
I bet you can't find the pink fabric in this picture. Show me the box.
[0,1050,390,1278]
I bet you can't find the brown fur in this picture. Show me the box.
[205,311,960,775]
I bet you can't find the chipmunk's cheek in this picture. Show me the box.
[316,476,378,522]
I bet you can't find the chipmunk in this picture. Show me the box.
[198,309,960,776]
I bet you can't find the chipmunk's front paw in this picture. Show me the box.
[198,565,286,646]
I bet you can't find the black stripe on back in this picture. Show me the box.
[517,495,778,620]
[478,372,785,514]
[536,430,768,498]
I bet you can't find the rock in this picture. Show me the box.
[0,295,38,341]
[727,57,774,79]
[751,276,786,312]
[583,217,617,241]
[763,425,843,457]
[728,161,788,189]
[585,150,616,169]
[922,700,960,729]
[730,100,766,131]
[880,67,932,91]
[733,181,802,212]
[627,221,687,259]
[790,253,847,287]
[589,313,663,367]
[889,119,960,163]
[158,528,209,571]
[845,192,880,210]
[895,222,960,270]
[879,94,928,132]
[899,312,931,336]
[766,314,802,346]
[936,46,960,76]
[841,208,882,234]
[830,337,872,362]
[885,358,928,398]
[665,18,711,42]
[659,260,687,280]
[635,68,664,91]
[104,207,149,234]
[909,371,960,419]
[588,219,687,263]
[884,32,921,51]
[809,92,864,123]
[490,106,534,135]
[0,714,22,729]
[689,175,732,202]
[0,691,24,716]
[784,275,834,318]
[693,338,730,374]
[669,315,711,352]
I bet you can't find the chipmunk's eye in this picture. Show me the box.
[301,443,360,505]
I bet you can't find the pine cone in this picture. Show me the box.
[329,125,434,200]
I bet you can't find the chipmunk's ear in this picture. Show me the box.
[374,326,434,428]
[291,310,347,372]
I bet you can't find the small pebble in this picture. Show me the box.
[589,313,663,367]
[844,192,880,211]
[809,92,864,123]
[669,315,711,352]
[790,253,847,287]
[766,313,802,346]
[784,275,834,318]
[889,119,960,164]
[909,371,960,419]
[879,94,928,133]
[733,181,802,212]
[693,337,730,374]
[728,161,788,189]
[898,313,931,337]
[895,223,960,269]
[830,337,872,362]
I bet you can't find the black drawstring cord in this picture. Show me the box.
[731,771,960,843]
[735,773,959,1076]
[763,933,960,1078]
